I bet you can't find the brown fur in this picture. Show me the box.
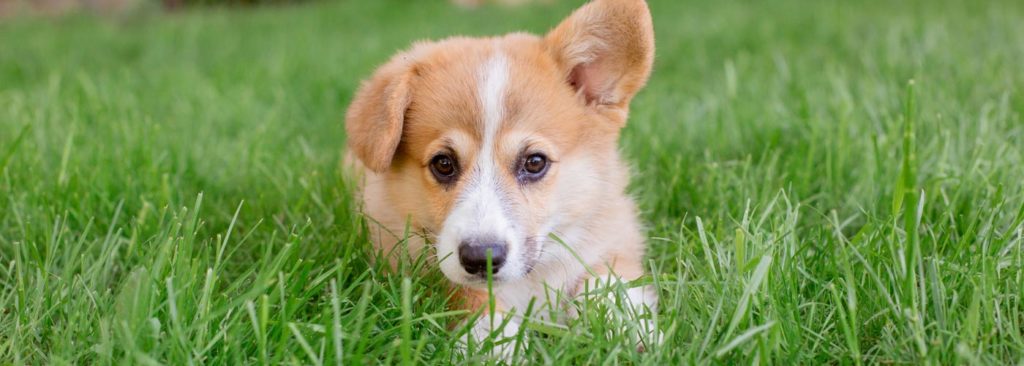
[345,0,656,345]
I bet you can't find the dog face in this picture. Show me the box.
[346,0,653,287]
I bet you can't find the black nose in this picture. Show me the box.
[458,241,507,276]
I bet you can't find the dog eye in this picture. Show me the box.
[524,154,546,173]
[518,153,549,182]
[430,154,458,183]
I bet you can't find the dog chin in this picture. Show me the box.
[444,271,524,288]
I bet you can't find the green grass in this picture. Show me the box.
[2,0,1024,364]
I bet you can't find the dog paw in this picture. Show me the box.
[458,311,525,362]
[574,279,661,352]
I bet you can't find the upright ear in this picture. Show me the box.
[345,53,416,173]
[544,0,654,115]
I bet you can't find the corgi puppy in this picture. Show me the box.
[345,0,657,353]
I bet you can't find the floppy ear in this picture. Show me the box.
[345,54,416,173]
[544,0,654,118]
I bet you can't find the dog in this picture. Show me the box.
[345,0,657,355]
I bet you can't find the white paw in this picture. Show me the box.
[575,277,661,352]
[458,311,525,362]
[625,285,661,351]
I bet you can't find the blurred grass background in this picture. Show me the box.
[2,0,1023,364]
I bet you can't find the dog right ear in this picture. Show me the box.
[345,54,416,173]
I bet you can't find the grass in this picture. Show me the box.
[2,0,1023,363]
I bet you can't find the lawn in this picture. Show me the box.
[2,0,1024,364]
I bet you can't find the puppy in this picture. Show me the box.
[345,0,657,355]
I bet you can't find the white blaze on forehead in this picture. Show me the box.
[474,51,509,187]
[437,50,525,285]
[479,52,509,148]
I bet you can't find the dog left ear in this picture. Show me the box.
[544,0,654,124]
[345,52,417,173]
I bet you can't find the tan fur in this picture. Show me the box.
[345,0,657,351]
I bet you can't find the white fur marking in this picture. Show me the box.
[437,51,523,285]
[479,53,509,149]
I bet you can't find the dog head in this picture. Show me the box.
[346,0,654,287]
